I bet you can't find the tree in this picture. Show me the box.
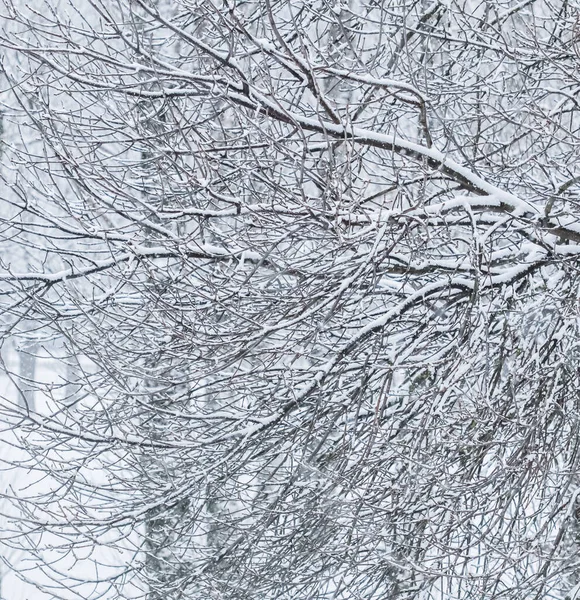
[1,0,580,598]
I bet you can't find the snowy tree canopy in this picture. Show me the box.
[1,0,580,598]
